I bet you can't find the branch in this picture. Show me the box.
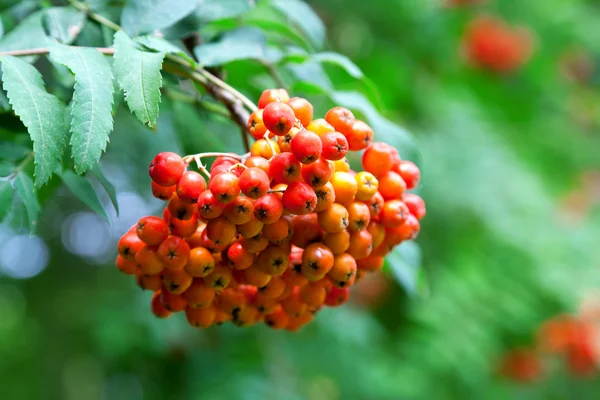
[0,47,115,57]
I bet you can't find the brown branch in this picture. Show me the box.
[0,47,115,57]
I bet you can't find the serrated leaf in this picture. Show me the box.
[60,169,109,222]
[121,0,198,36]
[385,241,422,296]
[314,52,364,79]
[0,56,68,187]
[90,164,119,215]
[48,41,114,174]
[194,27,267,67]
[0,11,46,62]
[43,7,86,44]
[0,179,12,220]
[270,0,325,49]
[135,35,196,66]
[331,91,418,161]
[113,31,165,128]
[13,172,39,233]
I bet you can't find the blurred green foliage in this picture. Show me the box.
[1,0,600,399]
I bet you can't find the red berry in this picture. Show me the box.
[263,102,295,136]
[379,200,410,228]
[244,156,270,175]
[223,196,254,225]
[325,287,350,307]
[269,153,302,184]
[320,132,349,161]
[167,193,197,220]
[362,142,395,177]
[197,190,225,219]
[209,171,240,204]
[301,158,333,188]
[258,88,290,109]
[149,152,185,187]
[396,161,420,190]
[157,235,191,269]
[378,171,406,200]
[176,171,206,203]
[287,97,313,127]
[211,156,238,172]
[169,214,199,238]
[151,181,176,201]
[325,107,355,135]
[290,130,322,164]
[136,216,169,245]
[347,120,373,151]
[254,194,284,224]
[117,233,145,261]
[282,182,317,215]
[402,193,426,220]
[239,167,270,199]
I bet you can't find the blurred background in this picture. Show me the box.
[2,0,600,399]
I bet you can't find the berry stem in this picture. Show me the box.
[182,152,244,165]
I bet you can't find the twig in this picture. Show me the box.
[0,152,34,181]
[0,47,115,57]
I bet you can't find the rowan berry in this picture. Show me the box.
[314,182,336,212]
[199,229,227,253]
[170,214,199,238]
[330,172,358,205]
[356,255,384,272]
[183,279,215,308]
[223,196,254,225]
[151,290,172,318]
[290,213,323,248]
[257,276,286,299]
[378,171,407,200]
[328,253,358,288]
[396,160,420,190]
[239,167,270,199]
[301,243,335,281]
[157,235,191,269]
[332,158,350,173]
[258,88,289,108]
[116,254,138,275]
[226,242,256,270]
[162,268,193,294]
[240,234,269,253]
[300,159,331,189]
[251,138,280,158]
[167,193,196,220]
[365,191,385,217]
[285,312,313,332]
[288,97,313,127]
[282,182,317,215]
[348,230,373,260]
[325,106,355,135]
[236,217,265,238]
[290,130,322,164]
[402,193,426,220]
[135,245,165,275]
[346,201,371,231]
[318,203,349,233]
[367,221,386,249]
[277,127,299,153]
[151,181,176,201]
[282,264,309,288]
[185,305,217,328]
[263,102,295,136]
[209,171,240,204]
[320,131,349,161]
[185,226,206,248]
[262,217,292,243]
[174,171,205,204]
[204,264,233,291]
[197,190,225,219]
[233,305,261,327]
[254,294,279,314]
[355,171,379,201]
[185,247,216,277]
[387,214,420,243]
[206,217,237,245]
[244,156,270,175]
[347,120,373,151]
[243,264,272,287]
[149,152,185,187]
[264,306,289,329]
[322,230,351,255]
[379,200,410,228]
[247,109,267,139]
[217,287,247,316]
[362,142,395,177]
[269,152,302,184]
[324,287,350,307]
[299,282,327,307]
[118,233,145,261]
[281,289,307,317]
[254,194,284,224]
[160,290,187,312]
[257,245,289,276]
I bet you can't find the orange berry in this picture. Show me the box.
[280,289,307,317]
[346,201,371,231]
[254,294,279,314]
[299,282,327,307]
[117,233,145,262]
[367,221,386,248]
[217,287,247,315]
[301,243,335,281]
[330,171,358,205]
[290,213,322,248]
[281,265,309,288]
[257,245,289,276]
[247,109,267,139]
[365,191,385,217]
[288,97,313,127]
[362,142,395,177]
[135,245,164,275]
[162,268,193,294]
[185,305,217,328]
[136,272,162,291]
[264,305,289,329]
[314,182,336,212]
[157,235,191,270]
[116,254,138,275]
[206,216,237,245]
[226,242,255,270]
[355,171,379,201]
[328,253,358,288]
[357,255,385,272]
[380,200,409,228]
[317,203,349,233]
[185,247,216,277]
[251,138,280,159]
[257,276,286,299]
[223,196,254,225]
[160,290,187,312]
[348,230,373,260]
[236,216,265,238]
[347,120,373,151]
[306,118,335,136]
[258,88,289,109]
[233,306,261,327]
[262,217,292,243]
[243,264,272,287]
[151,291,172,318]
[377,171,406,200]
[170,215,199,238]
[332,158,350,173]
[325,106,355,135]
[322,230,350,254]
[204,264,233,291]
[183,279,216,308]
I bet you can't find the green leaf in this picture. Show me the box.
[0,56,68,187]
[0,11,47,62]
[196,0,252,24]
[48,41,114,174]
[134,35,196,66]
[244,12,312,51]
[113,31,165,128]
[385,241,422,296]
[194,27,267,67]
[331,91,418,161]
[270,0,325,49]
[120,0,198,36]
[90,164,119,216]
[43,7,86,44]
[13,172,39,233]
[0,18,4,39]
[0,142,30,161]
[0,179,13,220]
[314,52,364,79]
[60,169,109,222]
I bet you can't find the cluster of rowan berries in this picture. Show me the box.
[462,15,533,73]
[115,88,425,331]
